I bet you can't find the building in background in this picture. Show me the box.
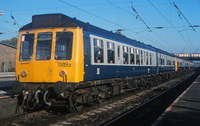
[0,42,16,72]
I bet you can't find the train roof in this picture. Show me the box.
[20,13,175,56]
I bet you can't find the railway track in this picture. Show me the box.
[1,71,198,126]
[103,70,200,126]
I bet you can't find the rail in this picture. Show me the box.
[102,70,200,126]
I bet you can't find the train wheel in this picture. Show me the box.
[68,99,83,112]
[97,95,103,104]
[68,92,83,112]
[73,102,83,111]
[27,94,36,111]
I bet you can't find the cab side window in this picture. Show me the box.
[20,34,34,61]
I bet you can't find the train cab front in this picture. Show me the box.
[13,26,84,110]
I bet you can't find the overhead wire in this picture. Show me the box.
[0,25,18,41]
[168,0,195,52]
[0,26,18,34]
[111,25,198,31]
[1,1,198,12]
[180,18,194,50]
[136,33,173,52]
[105,0,175,52]
[0,20,15,27]
[58,0,129,29]
[148,0,193,52]
[1,0,194,53]
[169,0,195,51]
[131,5,152,32]
[105,0,135,16]
[59,0,174,52]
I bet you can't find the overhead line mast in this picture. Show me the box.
[173,2,196,32]
[11,12,20,29]
[131,6,152,32]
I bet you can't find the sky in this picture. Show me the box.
[0,0,200,54]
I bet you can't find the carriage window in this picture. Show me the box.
[163,55,165,65]
[117,45,120,60]
[94,38,104,63]
[161,55,164,65]
[178,61,181,66]
[162,56,164,65]
[146,52,148,65]
[107,42,115,63]
[123,46,128,64]
[173,60,175,65]
[19,34,34,61]
[141,50,143,65]
[136,49,140,65]
[152,53,155,65]
[144,51,146,65]
[150,52,152,65]
[167,57,171,65]
[130,48,135,65]
[166,57,168,65]
[55,32,73,60]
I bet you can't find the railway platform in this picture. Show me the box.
[0,72,15,78]
[0,73,15,97]
[153,75,200,126]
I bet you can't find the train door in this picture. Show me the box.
[156,51,159,73]
[83,37,91,81]
[33,32,54,82]
[117,45,121,64]
[116,44,122,77]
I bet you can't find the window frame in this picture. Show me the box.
[93,38,104,63]
[19,33,34,61]
[107,41,115,64]
[123,46,129,64]
[54,31,73,60]
[90,34,157,67]
[130,47,135,65]
[36,32,53,61]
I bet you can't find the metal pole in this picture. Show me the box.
[11,12,20,28]
[173,2,196,32]
[131,6,152,32]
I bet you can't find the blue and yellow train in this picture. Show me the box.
[13,14,194,111]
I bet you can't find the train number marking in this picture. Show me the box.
[57,62,71,67]
[97,68,100,75]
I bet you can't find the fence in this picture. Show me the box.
[0,61,15,72]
